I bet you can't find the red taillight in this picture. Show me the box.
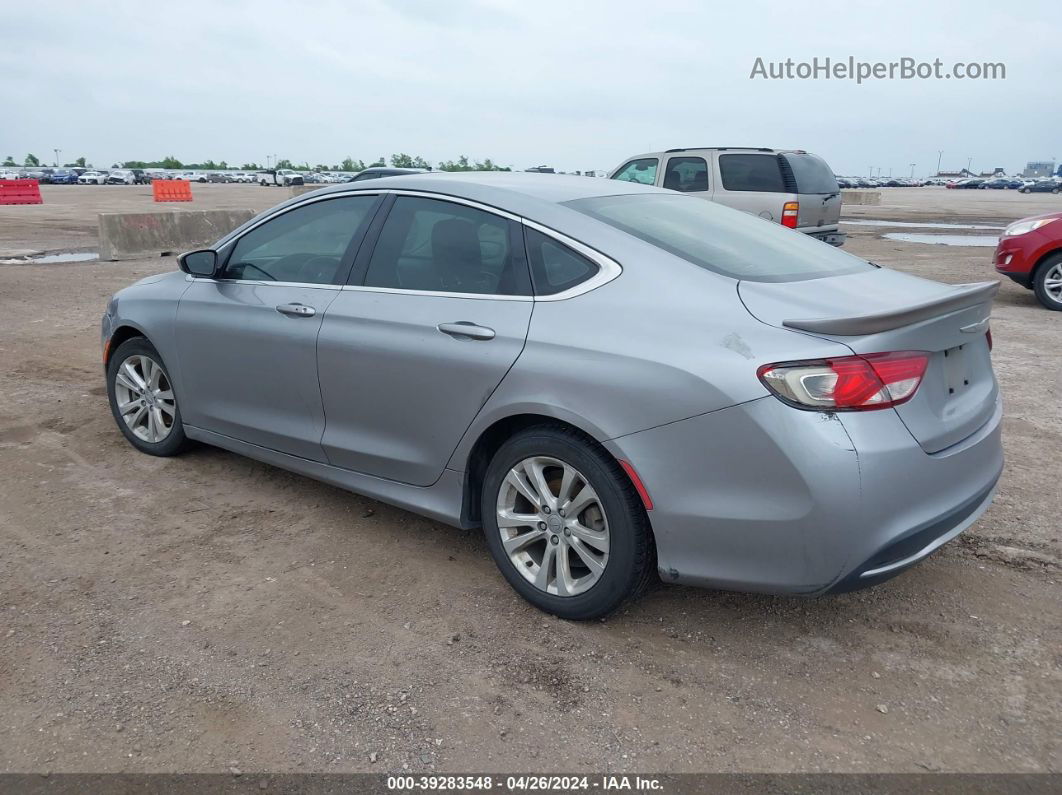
[986,328,993,351]
[781,201,799,229]
[757,351,930,411]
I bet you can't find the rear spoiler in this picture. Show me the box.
[783,281,999,336]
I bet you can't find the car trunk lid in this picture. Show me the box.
[739,269,999,453]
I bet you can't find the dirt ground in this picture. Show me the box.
[0,186,1059,774]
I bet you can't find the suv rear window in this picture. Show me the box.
[718,154,785,192]
[781,153,838,194]
[566,193,872,283]
[717,153,785,193]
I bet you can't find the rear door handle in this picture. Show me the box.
[437,321,496,341]
[276,303,316,317]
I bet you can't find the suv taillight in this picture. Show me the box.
[781,201,799,229]
[757,352,930,411]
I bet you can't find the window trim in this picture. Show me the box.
[195,188,622,301]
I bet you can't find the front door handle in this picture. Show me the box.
[437,321,496,341]
[276,303,316,317]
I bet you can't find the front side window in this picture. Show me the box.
[566,193,873,283]
[223,196,377,284]
[612,158,658,185]
[663,157,709,192]
[362,197,528,295]
[524,228,598,295]
[718,154,786,192]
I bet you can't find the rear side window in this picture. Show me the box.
[612,158,658,185]
[718,154,785,192]
[363,197,529,295]
[524,228,598,295]
[566,193,873,283]
[781,153,839,194]
[663,157,709,192]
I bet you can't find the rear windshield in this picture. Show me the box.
[565,193,873,283]
[782,153,839,194]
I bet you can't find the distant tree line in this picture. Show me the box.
[5,154,89,168]
[111,154,512,172]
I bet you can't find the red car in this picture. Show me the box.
[994,211,1062,310]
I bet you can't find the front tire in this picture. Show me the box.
[106,337,189,456]
[1032,254,1062,311]
[480,425,654,620]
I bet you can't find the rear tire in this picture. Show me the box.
[106,337,189,456]
[1032,254,1062,311]
[480,424,654,620]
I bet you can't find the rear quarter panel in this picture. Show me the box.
[446,235,855,469]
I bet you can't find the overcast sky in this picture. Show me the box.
[2,0,1058,176]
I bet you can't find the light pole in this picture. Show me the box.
[967,156,973,175]
[910,163,916,178]
[936,151,943,175]
[53,148,61,167]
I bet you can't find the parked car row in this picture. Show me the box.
[0,166,98,183]
[946,176,1061,192]
[837,177,928,188]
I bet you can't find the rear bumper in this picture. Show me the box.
[824,479,997,593]
[605,394,1003,595]
[802,228,846,247]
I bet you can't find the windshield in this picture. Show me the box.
[565,193,873,283]
[781,153,838,194]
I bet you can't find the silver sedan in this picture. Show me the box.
[102,173,1003,618]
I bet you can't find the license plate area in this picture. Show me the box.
[942,344,970,397]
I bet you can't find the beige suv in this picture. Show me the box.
[610,147,845,246]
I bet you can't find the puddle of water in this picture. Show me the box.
[0,251,99,264]
[883,232,998,247]
[843,219,1005,230]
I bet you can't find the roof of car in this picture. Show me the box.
[312,171,665,207]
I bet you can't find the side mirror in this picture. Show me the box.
[178,249,218,277]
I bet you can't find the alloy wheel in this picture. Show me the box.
[496,456,610,597]
[1044,263,1062,305]
[113,354,176,443]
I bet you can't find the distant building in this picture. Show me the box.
[1024,161,1056,178]
[935,169,976,178]
[525,165,556,174]
[978,167,1007,178]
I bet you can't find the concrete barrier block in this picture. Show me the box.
[840,189,881,206]
[98,209,257,261]
[289,184,325,198]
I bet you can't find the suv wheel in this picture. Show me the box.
[106,337,189,456]
[1033,254,1062,311]
[481,425,654,620]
